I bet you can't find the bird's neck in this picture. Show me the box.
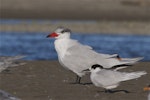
[91,68,102,74]
[54,38,71,59]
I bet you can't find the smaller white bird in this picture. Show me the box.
[144,85,150,100]
[83,64,147,93]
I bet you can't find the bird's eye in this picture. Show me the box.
[61,30,65,33]
[61,29,71,34]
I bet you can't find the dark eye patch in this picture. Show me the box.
[61,28,71,33]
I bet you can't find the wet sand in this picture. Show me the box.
[0,61,149,100]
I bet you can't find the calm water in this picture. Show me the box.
[0,32,150,61]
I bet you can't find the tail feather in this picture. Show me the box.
[121,57,143,64]
[106,57,143,69]
[122,71,147,81]
[111,57,144,70]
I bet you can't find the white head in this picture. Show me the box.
[47,26,71,39]
[90,64,104,73]
[82,64,104,73]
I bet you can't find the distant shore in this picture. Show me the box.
[0,20,150,34]
[1,0,150,20]
[1,0,150,34]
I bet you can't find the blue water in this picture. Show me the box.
[0,32,150,61]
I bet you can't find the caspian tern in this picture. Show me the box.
[83,64,146,93]
[47,27,143,84]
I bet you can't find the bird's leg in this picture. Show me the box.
[115,90,130,93]
[104,89,130,93]
[70,75,82,84]
[104,89,114,93]
[75,75,81,84]
[77,76,81,84]
[75,75,79,83]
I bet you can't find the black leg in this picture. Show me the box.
[75,75,79,83]
[70,75,92,85]
[77,76,81,84]
[105,89,114,93]
[70,75,82,84]
[75,75,81,84]
[116,90,130,93]
[104,89,130,93]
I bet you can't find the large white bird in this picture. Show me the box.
[47,27,143,84]
[84,64,146,93]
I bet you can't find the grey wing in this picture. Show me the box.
[96,70,145,84]
[63,41,135,69]
[62,42,101,70]
[95,70,126,84]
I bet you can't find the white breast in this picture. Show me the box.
[54,39,70,60]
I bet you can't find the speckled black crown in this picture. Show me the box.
[91,64,103,69]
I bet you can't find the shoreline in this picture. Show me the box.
[1,20,150,35]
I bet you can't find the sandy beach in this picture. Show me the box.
[0,61,149,100]
[0,0,150,100]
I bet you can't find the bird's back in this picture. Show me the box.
[91,69,146,88]
[91,70,124,86]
